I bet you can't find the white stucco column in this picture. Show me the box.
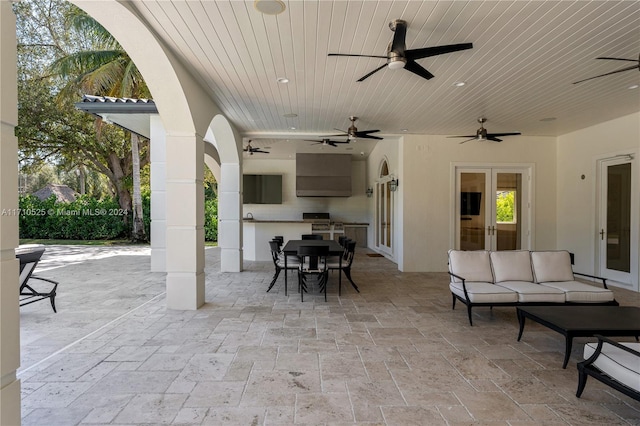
[218,162,243,272]
[0,2,22,424]
[150,115,166,272]
[165,132,205,309]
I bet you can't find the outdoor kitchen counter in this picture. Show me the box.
[243,220,312,261]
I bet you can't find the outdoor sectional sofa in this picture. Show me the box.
[448,250,618,325]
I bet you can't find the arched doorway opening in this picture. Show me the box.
[375,159,395,257]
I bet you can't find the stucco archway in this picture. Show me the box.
[205,115,243,272]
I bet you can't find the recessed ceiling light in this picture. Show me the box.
[254,0,286,15]
[283,113,297,118]
[628,84,639,90]
[290,127,296,130]
[453,81,466,87]
[540,117,557,122]
[401,128,408,132]
[277,77,289,84]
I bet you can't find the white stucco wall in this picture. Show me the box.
[241,158,369,223]
[557,112,640,287]
[400,134,558,272]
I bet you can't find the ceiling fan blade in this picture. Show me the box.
[448,135,475,138]
[458,138,476,144]
[405,43,473,60]
[357,63,388,82]
[404,60,434,80]
[487,132,521,137]
[572,65,639,84]
[390,20,407,53]
[356,133,384,140]
[487,137,503,142]
[328,53,388,59]
[596,57,639,62]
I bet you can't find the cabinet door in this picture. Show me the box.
[345,227,367,248]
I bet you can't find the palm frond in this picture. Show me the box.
[66,6,119,49]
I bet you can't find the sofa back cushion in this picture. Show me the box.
[530,250,574,283]
[448,250,494,283]
[490,251,534,283]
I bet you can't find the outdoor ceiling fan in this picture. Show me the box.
[304,138,349,147]
[448,118,521,143]
[572,53,640,84]
[328,19,473,82]
[243,140,269,155]
[325,116,383,141]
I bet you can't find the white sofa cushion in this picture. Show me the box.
[495,281,565,303]
[540,281,615,303]
[490,251,534,283]
[448,250,494,283]
[584,342,640,392]
[531,250,574,283]
[449,281,518,304]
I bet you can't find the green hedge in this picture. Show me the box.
[18,194,218,241]
[19,195,127,240]
[204,198,218,241]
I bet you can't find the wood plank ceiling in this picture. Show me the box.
[125,1,639,158]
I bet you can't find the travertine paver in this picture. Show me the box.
[18,245,640,425]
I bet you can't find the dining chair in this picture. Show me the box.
[267,240,299,295]
[301,234,323,240]
[297,245,329,302]
[326,241,359,295]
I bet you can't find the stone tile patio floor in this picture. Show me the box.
[18,245,640,425]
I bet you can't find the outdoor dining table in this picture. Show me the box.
[282,239,343,293]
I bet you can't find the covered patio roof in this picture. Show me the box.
[75,95,158,139]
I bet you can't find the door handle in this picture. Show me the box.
[599,229,605,240]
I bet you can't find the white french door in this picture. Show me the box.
[455,166,531,251]
[597,155,638,289]
[375,178,393,256]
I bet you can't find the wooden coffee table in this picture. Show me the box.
[516,306,640,368]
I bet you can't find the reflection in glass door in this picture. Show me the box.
[457,167,530,251]
[598,157,635,286]
[459,171,487,250]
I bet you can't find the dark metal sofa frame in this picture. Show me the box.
[576,335,640,402]
[448,271,618,326]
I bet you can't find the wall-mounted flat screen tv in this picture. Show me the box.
[243,175,282,204]
[460,192,482,216]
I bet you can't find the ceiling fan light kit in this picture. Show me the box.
[448,118,521,144]
[243,140,269,155]
[329,19,473,82]
[324,116,383,141]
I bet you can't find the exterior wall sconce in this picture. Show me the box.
[366,187,373,197]
[389,178,399,192]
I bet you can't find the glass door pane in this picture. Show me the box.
[605,162,631,273]
[459,172,487,250]
[495,172,522,251]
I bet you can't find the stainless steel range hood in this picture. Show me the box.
[296,153,352,197]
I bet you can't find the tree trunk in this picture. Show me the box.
[78,166,86,195]
[130,133,146,242]
[107,152,132,214]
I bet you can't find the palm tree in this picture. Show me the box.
[49,6,149,242]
